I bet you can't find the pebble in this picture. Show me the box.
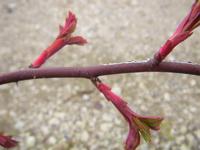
[14,120,25,130]
[100,123,112,132]
[6,3,17,13]
[56,112,66,120]
[180,144,189,150]
[189,106,197,113]
[112,84,121,95]
[180,126,187,134]
[49,118,60,126]
[26,136,36,147]
[186,134,194,146]
[41,126,49,135]
[0,110,7,116]
[164,92,171,101]
[82,94,90,101]
[41,85,50,92]
[163,142,172,150]
[47,136,57,145]
[139,144,148,150]
[9,111,17,117]
[81,131,89,142]
[176,136,185,145]
[190,79,196,86]
[102,114,112,122]
[195,129,200,139]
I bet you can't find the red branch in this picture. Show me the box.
[0,60,200,85]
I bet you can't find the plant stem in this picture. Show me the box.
[0,61,200,85]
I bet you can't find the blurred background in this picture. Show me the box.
[0,0,200,149]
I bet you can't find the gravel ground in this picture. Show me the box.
[1,0,200,150]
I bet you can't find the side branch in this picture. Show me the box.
[0,61,200,85]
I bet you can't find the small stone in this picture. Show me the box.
[81,131,89,142]
[180,144,189,150]
[14,120,25,130]
[82,107,87,113]
[100,123,111,132]
[195,129,200,139]
[186,134,194,146]
[180,126,187,134]
[56,112,66,120]
[9,111,16,117]
[163,142,172,150]
[41,85,50,91]
[176,136,185,144]
[6,3,17,13]
[131,1,138,6]
[189,106,197,113]
[26,136,36,147]
[49,118,60,126]
[82,94,90,101]
[41,126,49,135]
[0,110,7,116]
[140,105,147,111]
[47,136,57,145]
[114,118,121,125]
[102,114,112,122]
[112,84,121,95]
[0,85,9,90]
[164,93,170,101]
[190,79,196,86]
[168,55,175,61]
[139,144,148,150]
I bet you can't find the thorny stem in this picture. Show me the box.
[0,60,200,85]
